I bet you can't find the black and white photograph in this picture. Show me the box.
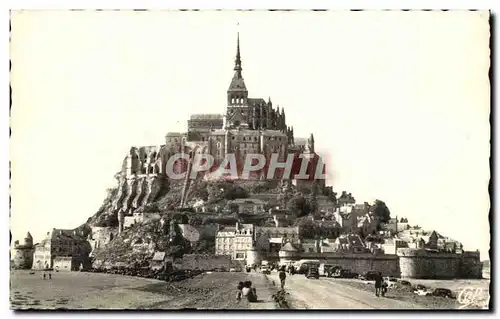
[8,9,491,310]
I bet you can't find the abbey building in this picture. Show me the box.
[121,33,321,182]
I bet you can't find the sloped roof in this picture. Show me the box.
[190,114,223,120]
[248,98,266,106]
[256,226,299,237]
[218,226,236,233]
[228,73,247,91]
[231,198,265,204]
[294,138,308,146]
[50,229,86,242]
[53,256,74,261]
[337,234,365,248]
[152,252,166,261]
[280,242,298,252]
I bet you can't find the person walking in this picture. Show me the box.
[374,272,383,297]
[278,266,287,290]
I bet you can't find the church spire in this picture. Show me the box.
[227,31,248,105]
[234,32,242,76]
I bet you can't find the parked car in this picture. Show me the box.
[361,271,379,281]
[414,290,428,296]
[319,264,339,277]
[342,270,359,279]
[306,267,320,279]
[398,280,412,286]
[429,288,454,299]
[413,284,427,291]
[229,268,236,272]
[333,269,358,279]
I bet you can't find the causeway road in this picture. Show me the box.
[268,272,422,309]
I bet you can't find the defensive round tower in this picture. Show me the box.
[13,232,35,269]
[24,232,33,247]
[398,248,461,279]
[397,248,425,278]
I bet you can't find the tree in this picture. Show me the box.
[280,180,294,208]
[370,199,391,224]
[224,186,249,200]
[309,180,319,215]
[168,245,186,260]
[286,195,311,217]
[172,213,189,224]
[296,218,318,239]
[229,203,240,214]
[189,181,209,201]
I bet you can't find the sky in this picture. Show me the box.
[10,10,490,259]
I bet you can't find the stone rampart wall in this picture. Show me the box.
[398,249,482,279]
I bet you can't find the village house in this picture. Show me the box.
[382,238,410,255]
[384,217,410,233]
[332,234,368,253]
[32,228,91,270]
[317,196,336,215]
[215,223,301,262]
[300,238,337,253]
[150,251,173,270]
[228,198,266,214]
[215,223,254,260]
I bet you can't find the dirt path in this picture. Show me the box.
[268,273,423,309]
[10,270,276,310]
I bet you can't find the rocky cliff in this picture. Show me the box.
[81,161,283,266]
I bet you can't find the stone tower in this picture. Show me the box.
[13,232,34,269]
[24,232,33,246]
[226,33,249,129]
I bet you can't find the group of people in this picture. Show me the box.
[374,272,388,297]
[238,266,388,301]
[236,281,258,302]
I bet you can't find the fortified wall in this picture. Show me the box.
[397,248,482,279]
[278,251,401,277]
[277,248,483,279]
[173,254,242,271]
